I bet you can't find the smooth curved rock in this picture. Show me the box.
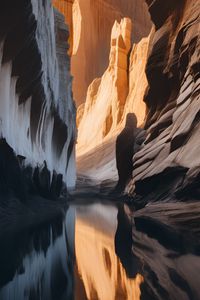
[0,0,76,199]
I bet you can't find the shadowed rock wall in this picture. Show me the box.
[0,0,76,199]
[129,0,200,203]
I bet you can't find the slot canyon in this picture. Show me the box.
[0,0,200,299]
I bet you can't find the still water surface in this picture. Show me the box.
[0,202,200,300]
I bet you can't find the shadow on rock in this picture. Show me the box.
[114,113,146,194]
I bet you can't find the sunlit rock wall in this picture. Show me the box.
[122,36,151,127]
[129,0,200,200]
[73,0,152,105]
[0,0,76,193]
[54,0,152,104]
[77,19,150,156]
[53,0,76,55]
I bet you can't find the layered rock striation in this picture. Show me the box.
[129,0,200,203]
[53,0,77,55]
[0,0,76,201]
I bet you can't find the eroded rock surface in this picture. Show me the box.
[77,19,150,157]
[129,0,200,202]
[53,0,77,55]
[54,0,152,104]
[77,18,131,154]
[0,0,76,200]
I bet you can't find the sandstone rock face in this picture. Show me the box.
[77,19,150,156]
[129,0,200,200]
[0,0,76,197]
[54,0,152,104]
[77,136,118,183]
[122,36,150,126]
[53,0,75,55]
[53,0,82,56]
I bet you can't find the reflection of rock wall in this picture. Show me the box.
[77,19,150,156]
[129,0,200,199]
[75,204,143,300]
[132,202,200,299]
[0,211,75,300]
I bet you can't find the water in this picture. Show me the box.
[0,201,200,300]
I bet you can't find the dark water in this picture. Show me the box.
[0,202,200,300]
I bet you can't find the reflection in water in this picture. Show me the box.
[1,201,200,300]
[116,204,200,300]
[133,218,200,300]
[0,207,75,300]
[74,204,143,300]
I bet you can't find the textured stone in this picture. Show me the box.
[77,19,151,156]
[129,0,200,200]
[0,0,76,199]
[53,0,75,55]
[54,0,152,104]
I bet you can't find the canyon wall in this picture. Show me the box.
[0,0,76,200]
[129,0,200,203]
[77,18,150,156]
[53,0,75,55]
[54,0,152,105]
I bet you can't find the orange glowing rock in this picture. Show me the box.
[53,0,152,105]
[53,0,75,55]
[77,19,151,156]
